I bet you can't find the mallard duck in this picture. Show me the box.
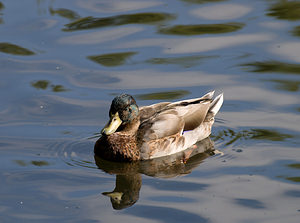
[94,91,223,162]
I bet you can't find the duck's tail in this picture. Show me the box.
[209,93,224,116]
[180,92,223,150]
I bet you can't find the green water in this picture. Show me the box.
[0,0,299,222]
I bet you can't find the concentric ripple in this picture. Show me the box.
[44,139,97,169]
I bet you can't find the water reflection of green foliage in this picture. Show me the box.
[243,61,300,75]
[278,163,300,183]
[285,177,300,183]
[31,80,69,92]
[52,85,68,92]
[146,56,216,67]
[147,55,216,68]
[31,161,50,166]
[0,42,35,55]
[136,90,190,100]
[250,129,293,141]
[268,79,300,92]
[159,23,244,36]
[49,7,80,20]
[0,1,4,24]
[287,163,300,169]
[267,1,300,21]
[212,128,293,146]
[291,26,300,37]
[244,60,300,93]
[14,160,50,167]
[63,12,175,31]
[88,52,137,67]
[31,80,49,90]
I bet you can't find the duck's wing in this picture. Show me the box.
[139,109,184,141]
[138,91,222,160]
[138,100,210,160]
[139,102,171,122]
[166,91,215,131]
[138,109,185,160]
[139,91,216,141]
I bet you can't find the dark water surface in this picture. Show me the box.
[1,0,300,222]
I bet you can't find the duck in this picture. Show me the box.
[94,91,223,162]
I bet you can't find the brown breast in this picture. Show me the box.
[94,133,140,162]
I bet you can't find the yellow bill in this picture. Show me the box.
[102,192,123,204]
[101,112,122,135]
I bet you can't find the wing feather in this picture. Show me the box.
[138,110,184,142]
[137,91,222,160]
[138,91,215,141]
[139,102,170,122]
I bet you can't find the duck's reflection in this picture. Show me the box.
[94,137,215,210]
[102,174,142,210]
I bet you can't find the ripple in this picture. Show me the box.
[269,42,300,63]
[124,205,209,223]
[77,0,163,13]
[190,4,251,20]
[182,0,225,4]
[212,128,294,146]
[234,198,266,209]
[45,139,96,169]
[118,33,273,54]
[58,26,144,45]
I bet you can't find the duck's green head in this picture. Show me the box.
[101,94,139,135]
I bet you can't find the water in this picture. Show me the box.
[0,0,299,222]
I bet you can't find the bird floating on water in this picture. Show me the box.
[94,91,223,162]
